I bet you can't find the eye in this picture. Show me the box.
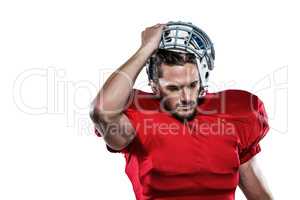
[189,81,199,88]
[166,85,180,92]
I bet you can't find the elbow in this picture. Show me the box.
[89,98,107,124]
[89,100,99,123]
[89,104,107,124]
[89,101,122,124]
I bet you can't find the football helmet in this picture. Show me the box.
[146,21,215,97]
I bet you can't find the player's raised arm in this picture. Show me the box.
[90,23,166,151]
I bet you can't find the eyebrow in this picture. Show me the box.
[159,79,200,87]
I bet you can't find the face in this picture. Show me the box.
[154,63,201,121]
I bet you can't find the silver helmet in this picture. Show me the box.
[146,21,215,97]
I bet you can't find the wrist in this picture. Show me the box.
[135,46,155,63]
[138,44,157,58]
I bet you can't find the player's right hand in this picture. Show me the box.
[140,23,166,54]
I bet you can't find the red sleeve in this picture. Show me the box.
[238,96,270,164]
[93,89,142,154]
[94,127,131,154]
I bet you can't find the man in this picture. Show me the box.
[90,22,273,200]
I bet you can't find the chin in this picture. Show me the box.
[172,109,197,122]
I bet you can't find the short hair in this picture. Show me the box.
[147,49,198,82]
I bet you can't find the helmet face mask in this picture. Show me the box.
[146,21,215,97]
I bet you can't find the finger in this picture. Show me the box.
[161,24,168,29]
[151,23,161,28]
[155,24,167,30]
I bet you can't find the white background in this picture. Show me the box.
[0,0,298,199]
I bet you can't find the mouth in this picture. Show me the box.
[177,105,194,111]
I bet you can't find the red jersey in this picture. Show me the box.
[94,89,270,200]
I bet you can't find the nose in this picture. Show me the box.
[180,87,190,104]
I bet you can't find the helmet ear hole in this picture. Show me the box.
[205,72,209,79]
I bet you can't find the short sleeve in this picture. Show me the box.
[94,126,131,154]
[238,96,270,164]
